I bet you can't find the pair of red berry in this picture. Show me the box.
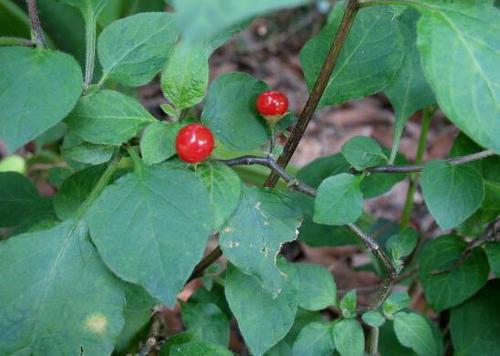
[175,90,289,163]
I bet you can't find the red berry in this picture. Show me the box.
[175,123,215,163]
[256,90,289,116]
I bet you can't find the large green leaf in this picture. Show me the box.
[0,47,82,152]
[88,163,212,305]
[332,319,364,356]
[421,160,484,229]
[314,173,363,226]
[201,72,269,151]
[296,263,337,311]
[140,121,181,165]
[0,220,125,355]
[181,302,229,346]
[450,280,500,356]
[301,4,404,108]
[65,90,155,145]
[172,0,308,44]
[225,261,298,356]
[0,172,40,227]
[97,12,179,86]
[62,132,116,165]
[416,3,500,152]
[292,322,335,356]
[169,341,233,356]
[418,235,489,311]
[384,8,435,161]
[393,312,437,356]
[219,186,302,294]
[195,163,242,230]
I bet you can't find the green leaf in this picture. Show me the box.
[181,303,229,346]
[421,160,484,229]
[379,320,417,356]
[362,311,385,328]
[114,284,158,354]
[0,172,40,227]
[140,121,180,165]
[484,242,500,277]
[450,280,500,356]
[58,0,108,19]
[169,341,233,356]
[339,290,357,319]
[383,292,410,318]
[65,90,155,145]
[0,47,82,152]
[393,312,437,356]
[97,12,179,86]
[384,8,435,161]
[386,227,418,271]
[161,42,210,111]
[292,322,335,356]
[201,72,269,151]
[418,235,489,311]
[172,0,308,45]
[416,3,500,153]
[296,263,337,311]
[341,136,387,170]
[332,319,364,356]
[0,221,125,355]
[220,186,302,294]
[225,261,298,356]
[189,284,231,318]
[195,163,242,230]
[314,173,363,226]
[301,4,403,108]
[62,132,116,165]
[88,163,212,305]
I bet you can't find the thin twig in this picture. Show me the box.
[365,149,497,174]
[188,244,222,282]
[265,0,360,187]
[368,326,380,356]
[138,310,163,356]
[0,36,35,47]
[26,0,46,48]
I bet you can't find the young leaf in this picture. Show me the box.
[0,47,82,152]
[0,172,40,227]
[169,341,233,356]
[416,3,500,153]
[386,227,418,271]
[161,42,210,111]
[201,72,269,151]
[314,173,363,226]
[383,292,410,318]
[97,12,179,86]
[225,261,298,356]
[181,303,230,346]
[195,163,242,230]
[450,280,500,356]
[292,322,335,356]
[393,312,437,356]
[140,121,181,165]
[172,0,307,45]
[65,90,155,145]
[332,319,365,356]
[421,160,484,229]
[295,262,337,311]
[339,290,357,318]
[384,8,435,161]
[88,163,212,306]
[219,186,302,294]
[0,221,125,355]
[419,235,489,311]
[62,132,116,165]
[341,136,387,170]
[362,311,385,328]
[379,320,417,356]
[484,243,500,277]
[301,4,404,108]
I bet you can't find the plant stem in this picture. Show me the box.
[0,36,35,47]
[368,327,380,356]
[264,0,360,187]
[400,107,433,226]
[83,11,97,93]
[188,244,222,282]
[26,0,46,48]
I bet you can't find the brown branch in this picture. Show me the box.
[187,244,222,283]
[265,0,360,187]
[26,0,46,48]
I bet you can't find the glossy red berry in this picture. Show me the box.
[256,90,289,116]
[175,123,215,163]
